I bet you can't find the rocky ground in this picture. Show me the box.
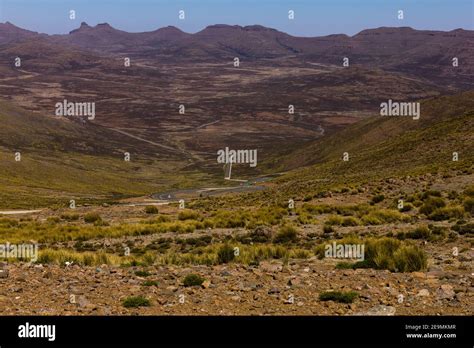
[0,255,472,316]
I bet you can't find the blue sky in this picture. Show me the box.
[0,0,472,36]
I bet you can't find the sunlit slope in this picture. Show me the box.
[0,100,207,208]
[258,91,474,201]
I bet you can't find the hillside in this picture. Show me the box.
[0,100,210,208]
[260,91,474,202]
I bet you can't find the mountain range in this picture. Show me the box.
[1,22,473,86]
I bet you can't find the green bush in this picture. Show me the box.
[145,206,159,214]
[325,215,344,226]
[464,186,474,197]
[393,245,427,272]
[463,198,474,215]
[273,225,299,244]
[421,190,441,200]
[399,203,413,212]
[323,225,334,234]
[135,270,151,277]
[341,217,360,227]
[364,238,427,272]
[371,194,385,205]
[183,274,205,287]
[178,210,200,221]
[428,206,464,221]
[61,214,80,221]
[84,213,102,224]
[361,209,410,225]
[217,244,235,264]
[142,280,159,286]
[123,296,151,308]
[319,291,358,303]
[419,197,446,215]
[405,226,430,239]
[452,223,474,235]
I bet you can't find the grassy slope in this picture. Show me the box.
[222,91,474,206]
[0,100,210,208]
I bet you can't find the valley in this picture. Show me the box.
[0,21,472,316]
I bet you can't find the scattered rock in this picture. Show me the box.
[0,269,9,279]
[437,284,455,300]
[260,261,283,273]
[358,305,396,316]
[417,289,430,297]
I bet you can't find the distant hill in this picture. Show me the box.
[1,22,472,87]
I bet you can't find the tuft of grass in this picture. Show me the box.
[323,225,334,233]
[183,274,205,287]
[463,197,474,215]
[84,212,102,224]
[123,296,151,308]
[370,194,385,205]
[404,225,431,239]
[142,280,159,287]
[316,237,427,272]
[428,206,464,221]
[178,210,200,221]
[273,225,299,244]
[144,206,159,214]
[393,245,428,273]
[60,213,80,221]
[217,244,235,264]
[135,270,151,277]
[419,197,446,215]
[319,291,358,303]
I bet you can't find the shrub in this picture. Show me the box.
[123,296,151,308]
[142,280,159,287]
[217,244,235,264]
[335,262,355,269]
[419,197,446,215]
[341,217,360,227]
[60,214,80,221]
[365,238,401,271]
[135,270,151,277]
[325,215,344,226]
[178,210,200,221]
[361,209,409,225]
[323,225,334,234]
[273,225,299,244]
[421,190,442,200]
[84,213,102,224]
[393,245,427,272]
[463,198,474,215]
[452,223,474,235]
[464,186,474,197]
[399,203,413,212]
[145,206,159,214]
[428,206,464,221]
[363,237,427,272]
[371,194,385,205]
[319,291,358,303]
[183,274,205,287]
[405,225,430,239]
